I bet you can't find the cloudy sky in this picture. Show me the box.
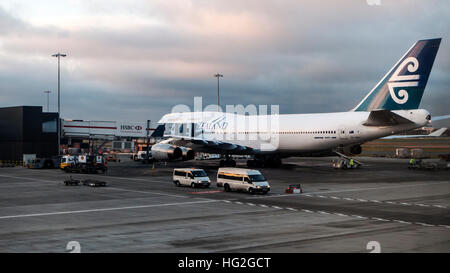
[0,0,449,125]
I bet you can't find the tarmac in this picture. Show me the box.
[0,155,449,252]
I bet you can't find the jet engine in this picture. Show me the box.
[339,144,362,155]
[179,147,195,161]
[350,145,362,155]
[151,143,182,160]
[345,144,362,155]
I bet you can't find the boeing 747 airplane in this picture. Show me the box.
[152,38,442,167]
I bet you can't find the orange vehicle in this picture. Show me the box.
[105,153,120,162]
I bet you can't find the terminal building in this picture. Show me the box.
[0,105,161,161]
[0,106,58,161]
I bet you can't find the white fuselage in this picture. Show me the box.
[195,109,430,155]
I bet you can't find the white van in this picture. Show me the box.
[173,168,211,188]
[217,168,270,194]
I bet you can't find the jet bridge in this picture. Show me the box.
[62,120,158,139]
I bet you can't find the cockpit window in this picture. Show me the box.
[248,174,266,182]
[192,170,207,177]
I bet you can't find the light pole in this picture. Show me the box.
[214,73,223,112]
[44,90,51,112]
[52,52,67,156]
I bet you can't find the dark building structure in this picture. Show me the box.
[0,106,59,161]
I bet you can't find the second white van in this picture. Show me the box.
[217,168,270,194]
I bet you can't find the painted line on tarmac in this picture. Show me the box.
[0,173,212,201]
[0,200,219,220]
[318,211,330,215]
[106,187,193,199]
[0,174,59,183]
[334,213,349,217]
[306,181,450,195]
[245,181,450,201]
[416,222,434,227]
[393,220,412,225]
[101,175,171,184]
[372,217,390,222]
[189,190,223,195]
[220,200,448,229]
[269,191,449,210]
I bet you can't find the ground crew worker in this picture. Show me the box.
[349,158,355,168]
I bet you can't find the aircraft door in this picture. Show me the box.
[338,127,348,139]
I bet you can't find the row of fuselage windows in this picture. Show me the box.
[218,174,246,181]
[206,131,338,135]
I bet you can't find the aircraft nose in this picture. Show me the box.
[422,110,431,124]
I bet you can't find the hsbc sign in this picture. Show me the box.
[120,125,142,131]
[118,122,147,137]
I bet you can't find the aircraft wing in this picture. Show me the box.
[363,110,414,126]
[161,134,255,155]
[157,112,255,155]
[382,127,447,139]
[432,115,450,121]
[428,127,447,136]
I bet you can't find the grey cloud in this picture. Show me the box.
[0,1,449,123]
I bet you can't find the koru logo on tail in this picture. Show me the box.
[388,57,420,104]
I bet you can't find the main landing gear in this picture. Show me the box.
[219,155,283,168]
[219,154,236,167]
[247,156,282,168]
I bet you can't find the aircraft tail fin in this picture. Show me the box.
[150,125,166,137]
[353,38,441,111]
